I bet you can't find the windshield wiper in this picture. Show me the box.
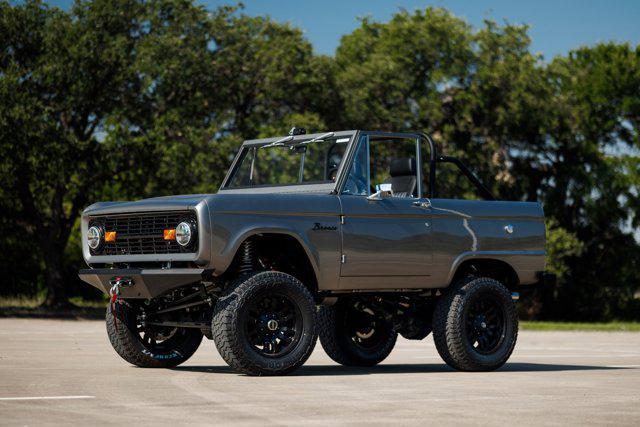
[297,132,335,146]
[260,131,335,150]
[260,135,294,149]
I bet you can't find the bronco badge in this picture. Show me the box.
[312,222,337,231]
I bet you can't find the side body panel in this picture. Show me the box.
[338,195,433,290]
[428,199,546,286]
[336,197,545,290]
[209,193,343,291]
[81,192,546,291]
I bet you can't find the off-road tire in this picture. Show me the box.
[212,271,317,376]
[106,300,203,368]
[432,276,518,371]
[318,300,397,367]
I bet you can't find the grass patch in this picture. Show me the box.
[0,296,43,308]
[0,296,106,319]
[0,296,106,309]
[521,321,640,332]
[68,296,108,308]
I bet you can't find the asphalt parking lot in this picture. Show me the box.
[1,318,639,426]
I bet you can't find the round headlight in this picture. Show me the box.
[87,226,102,250]
[175,222,192,246]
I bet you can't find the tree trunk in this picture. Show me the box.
[41,244,72,309]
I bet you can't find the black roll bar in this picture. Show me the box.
[419,132,495,201]
[436,155,495,201]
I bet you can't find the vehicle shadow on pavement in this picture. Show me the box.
[172,363,626,376]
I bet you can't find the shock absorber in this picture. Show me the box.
[238,240,255,275]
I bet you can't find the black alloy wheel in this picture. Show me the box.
[465,295,506,355]
[318,299,397,367]
[106,300,203,368]
[212,271,318,376]
[432,276,518,371]
[132,305,190,354]
[243,292,303,358]
[344,305,390,351]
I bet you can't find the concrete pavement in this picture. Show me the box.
[1,318,639,425]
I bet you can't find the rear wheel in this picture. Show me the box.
[432,276,518,371]
[212,271,317,376]
[106,300,203,368]
[318,299,397,366]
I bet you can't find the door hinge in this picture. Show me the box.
[339,215,345,225]
[341,254,346,264]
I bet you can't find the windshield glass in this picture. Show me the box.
[226,135,351,188]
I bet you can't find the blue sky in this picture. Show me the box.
[34,0,640,59]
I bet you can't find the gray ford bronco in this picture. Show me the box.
[79,129,549,375]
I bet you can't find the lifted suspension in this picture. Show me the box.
[238,239,256,275]
[138,284,216,338]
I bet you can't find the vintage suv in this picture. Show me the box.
[79,129,548,375]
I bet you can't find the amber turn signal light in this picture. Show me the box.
[164,229,176,240]
[105,231,117,242]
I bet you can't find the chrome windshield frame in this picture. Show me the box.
[220,130,358,192]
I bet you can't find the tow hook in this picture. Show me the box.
[109,277,134,332]
[109,276,134,288]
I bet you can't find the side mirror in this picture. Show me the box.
[367,189,393,201]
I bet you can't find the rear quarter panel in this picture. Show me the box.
[429,199,546,286]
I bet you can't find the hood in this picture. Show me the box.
[83,194,213,216]
[82,187,338,218]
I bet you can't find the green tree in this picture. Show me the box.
[335,8,472,133]
[107,3,337,198]
[211,9,339,139]
[537,44,640,319]
[0,0,339,306]
[334,7,640,320]
[0,0,144,307]
[334,9,550,196]
[1,2,638,320]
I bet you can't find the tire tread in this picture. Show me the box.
[106,301,202,368]
[212,271,317,375]
[318,302,397,367]
[432,276,518,371]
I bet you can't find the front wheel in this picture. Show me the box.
[106,300,203,368]
[432,276,518,371]
[318,299,397,367]
[212,271,317,376]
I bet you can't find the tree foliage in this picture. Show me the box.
[0,1,638,319]
[333,9,640,320]
[0,0,143,306]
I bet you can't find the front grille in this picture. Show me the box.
[89,211,197,256]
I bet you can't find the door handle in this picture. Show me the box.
[412,199,431,209]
